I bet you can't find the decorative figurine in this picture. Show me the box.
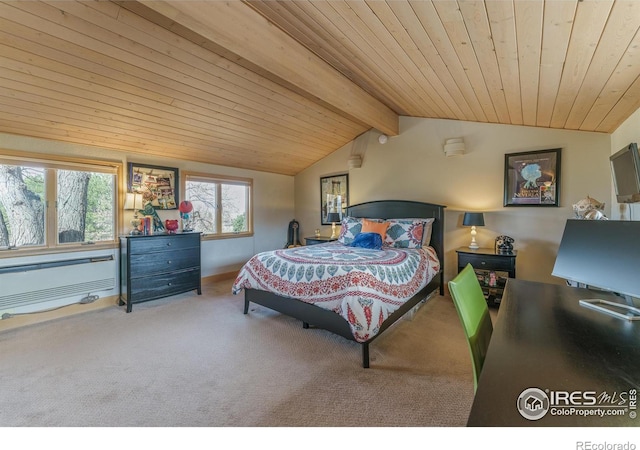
[138,202,165,233]
[573,196,607,220]
[165,219,179,234]
[179,200,194,232]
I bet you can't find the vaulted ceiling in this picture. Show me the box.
[0,1,639,175]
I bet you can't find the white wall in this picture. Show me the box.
[610,108,640,220]
[295,117,612,285]
[0,133,295,278]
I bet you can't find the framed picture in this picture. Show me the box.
[128,163,179,210]
[504,148,561,207]
[320,174,349,225]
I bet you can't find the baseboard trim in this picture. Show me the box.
[203,271,238,283]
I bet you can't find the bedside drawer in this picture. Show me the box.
[129,234,199,254]
[129,269,200,303]
[305,237,337,245]
[129,248,199,277]
[458,253,514,272]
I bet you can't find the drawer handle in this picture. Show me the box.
[167,260,172,264]
[167,242,172,246]
[480,261,486,265]
[168,282,172,286]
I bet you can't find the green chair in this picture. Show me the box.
[448,263,493,392]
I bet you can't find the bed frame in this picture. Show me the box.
[243,200,446,368]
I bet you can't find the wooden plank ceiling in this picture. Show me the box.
[0,1,639,176]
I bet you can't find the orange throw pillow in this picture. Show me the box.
[361,219,390,240]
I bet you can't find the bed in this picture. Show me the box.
[232,200,446,367]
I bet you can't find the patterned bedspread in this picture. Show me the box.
[232,242,441,342]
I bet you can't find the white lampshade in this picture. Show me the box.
[124,193,135,210]
[124,192,143,210]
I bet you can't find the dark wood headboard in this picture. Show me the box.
[347,200,446,280]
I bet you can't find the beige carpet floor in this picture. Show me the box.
[0,278,479,427]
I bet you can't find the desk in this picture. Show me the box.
[467,279,640,427]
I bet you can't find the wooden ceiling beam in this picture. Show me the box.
[129,0,399,136]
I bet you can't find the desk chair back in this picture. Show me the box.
[448,263,493,391]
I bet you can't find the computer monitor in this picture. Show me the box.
[610,142,640,203]
[552,219,640,320]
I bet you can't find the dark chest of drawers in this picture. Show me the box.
[119,233,202,312]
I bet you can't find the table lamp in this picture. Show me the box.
[124,192,144,234]
[326,212,341,239]
[463,212,484,249]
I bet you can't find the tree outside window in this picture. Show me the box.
[0,158,117,250]
[0,166,45,248]
[183,173,252,238]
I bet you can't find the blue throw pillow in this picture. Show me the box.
[349,232,383,250]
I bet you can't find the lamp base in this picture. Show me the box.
[468,226,479,249]
[330,223,338,239]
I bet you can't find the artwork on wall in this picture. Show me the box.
[320,174,349,225]
[128,163,179,210]
[504,148,561,207]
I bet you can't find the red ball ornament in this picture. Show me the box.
[179,200,193,214]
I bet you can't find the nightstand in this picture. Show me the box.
[456,247,517,308]
[305,236,337,245]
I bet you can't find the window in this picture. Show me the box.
[0,153,119,251]
[183,172,252,238]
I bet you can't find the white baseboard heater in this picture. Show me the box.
[0,255,116,318]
